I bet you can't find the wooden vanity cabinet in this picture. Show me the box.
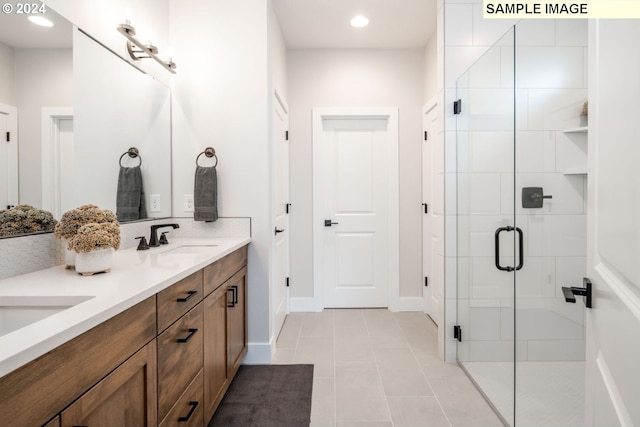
[61,340,158,427]
[203,246,248,422]
[0,245,248,427]
[0,296,156,427]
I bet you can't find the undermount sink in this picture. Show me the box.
[163,244,218,255]
[0,295,94,336]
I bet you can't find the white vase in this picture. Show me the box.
[75,248,113,276]
[63,239,76,269]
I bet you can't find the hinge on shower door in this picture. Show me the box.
[286,277,290,287]
[285,130,289,141]
[454,325,462,342]
[453,100,462,115]
[424,131,428,141]
[5,131,9,142]
[425,277,429,287]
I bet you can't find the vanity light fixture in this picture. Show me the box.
[28,16,54,27]
[350,15,369,28]
[117,21,176,74]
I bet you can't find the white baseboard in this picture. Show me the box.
[243,341,273,364]
[398,297,424,311]
[289,297,317,312]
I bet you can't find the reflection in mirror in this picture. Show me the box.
[0,4,172,238]
[73,29,171,221]
[0,3,72,222]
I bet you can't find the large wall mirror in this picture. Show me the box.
[0,2,172,237]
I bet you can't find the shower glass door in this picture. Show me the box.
[456,19,588,427]
[456,26,516,426]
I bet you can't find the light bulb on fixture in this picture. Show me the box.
[350,15,369,28]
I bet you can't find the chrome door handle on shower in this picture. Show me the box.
[494,226,524,271]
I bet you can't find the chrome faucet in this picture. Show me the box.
[149,223,180,247]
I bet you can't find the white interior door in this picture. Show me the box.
[585,20,640,427]
[272,92,289,339]
[313,108,399,309]
[41,108,74,218]
[0,103,18,209]
[422,102,440,322]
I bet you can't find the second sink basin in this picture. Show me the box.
[0,295,94,336]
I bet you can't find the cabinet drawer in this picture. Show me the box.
[157,270,203,332]
[157,303,204,421]
[159,369,204,427]
[203,246,247,295]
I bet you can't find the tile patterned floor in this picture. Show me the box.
[273,309,505,427]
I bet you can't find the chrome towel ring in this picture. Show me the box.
[196,147,218,167]
[119,147,142,167]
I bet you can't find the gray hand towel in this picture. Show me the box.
[194,165,218,222]
[116,166,147,221]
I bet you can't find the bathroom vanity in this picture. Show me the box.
[0,238,249,427]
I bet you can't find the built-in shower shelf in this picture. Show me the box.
[562,126,588,134]
[563,170,588,175]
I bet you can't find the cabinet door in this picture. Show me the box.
[61,340,157,427]
[227,267,247,377]
[203,283,229,421]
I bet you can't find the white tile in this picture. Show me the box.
[516,47,584,89]
[471,256,512,299]
[469,215,512,257]
[469,174,502,214]
[468,88,514,131]
[554,257,586,297]
[445,4,473,46]
[469,340,514,362]
[527,215,587,257]
[555,20,588,46]
[527,89,588,131]
[470,131,513,173]
[514,19,556,46]
[472,4,518,46]
[445,214,457,257]
[468,44,502,89]
[469,307,502,341]
[516,308,584,340]
[445,46,493,87]
[516,131,556,173]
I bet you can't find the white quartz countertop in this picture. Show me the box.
[0,237,250,378]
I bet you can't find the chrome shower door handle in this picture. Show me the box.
[495,226,524,272]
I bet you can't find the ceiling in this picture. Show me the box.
[0,1,72,49]
[272,0,437,49]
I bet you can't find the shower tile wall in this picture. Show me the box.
[456,20,588,363]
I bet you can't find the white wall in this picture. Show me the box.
[0,42,15,105]
[170,0,273,362]
[424,35,438,102]
[15,48,72,207]
[44,0,171,84]
[287,49,425,306]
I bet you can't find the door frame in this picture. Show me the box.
[0,102,18,208]
[312,107,400,312]
[41,107,73,218]
[422,97,438,320]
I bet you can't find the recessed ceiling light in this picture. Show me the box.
[350,15,369,28]
[28,16,54,27]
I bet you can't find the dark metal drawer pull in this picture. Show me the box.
[178,401,199,422]
[177,290,198,302]
[231,285,238,304]
[227,286,236,308]
[177,328,198,343]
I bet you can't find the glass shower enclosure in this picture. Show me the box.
[456,20,588,427]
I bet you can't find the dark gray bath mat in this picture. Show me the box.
[208,364,314,427]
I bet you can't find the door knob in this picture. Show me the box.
[324,220,339,227]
